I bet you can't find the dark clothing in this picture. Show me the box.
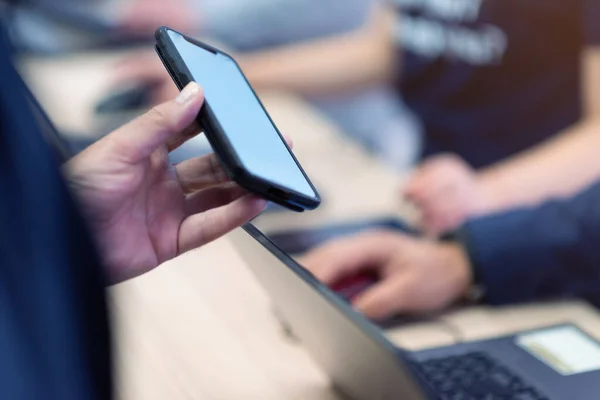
[463,181,600,307]
[0,30,111,400]
[395,0,600,168]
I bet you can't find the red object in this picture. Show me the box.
[330,272,378,302]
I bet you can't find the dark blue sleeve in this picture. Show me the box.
[0,27,112,400]
[584,0,600,44]
[461,181,600,307]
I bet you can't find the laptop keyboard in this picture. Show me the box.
[413,351,548,400]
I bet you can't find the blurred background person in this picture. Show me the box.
[239,0,600,235]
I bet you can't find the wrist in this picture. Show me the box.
[441,242,474,299]
[475,172,510,215]
[445,235,488,304]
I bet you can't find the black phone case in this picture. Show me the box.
[154,27,320,212]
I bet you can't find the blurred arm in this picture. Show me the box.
[477,46,600,212]
[238,3,397,96]
[462,180,600,306]
[200,0,375,50]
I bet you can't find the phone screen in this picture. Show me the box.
[168,30,316,199]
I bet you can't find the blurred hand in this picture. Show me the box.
[404,154,493,235]
[301,232,472,321]
[117,0,196,39]
[112,50,178,105]
[65,82,267,284]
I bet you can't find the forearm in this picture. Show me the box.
[478,118,600,212]
[200,0,374,50]
[462,181,600,306]
[239,5,397,96]
[478,47,600,213]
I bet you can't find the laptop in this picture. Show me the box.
[230,224,600,400]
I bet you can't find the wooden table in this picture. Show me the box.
[20,53,600,399]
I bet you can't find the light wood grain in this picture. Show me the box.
[111,241,336,400]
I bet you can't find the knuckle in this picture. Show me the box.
[145,105,171,128]
[192,213,210,246]
[209,155,228,183]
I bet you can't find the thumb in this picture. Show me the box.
[111,82,204,162]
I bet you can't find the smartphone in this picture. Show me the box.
[155,27,320,212]
[266,217,419,256]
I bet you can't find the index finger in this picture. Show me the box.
[174,135,295,194]
[178,194,267,254]
[299,232,397,285]
[176,153,230,194]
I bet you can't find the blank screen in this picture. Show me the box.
[169,31,316,198]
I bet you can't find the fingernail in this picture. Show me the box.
[176,82,200,105]
[254,198,268,210]
[248,197,268,212]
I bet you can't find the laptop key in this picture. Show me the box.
[438,379,455,393]
[489,369,512,388]
[447,392,470,400]
[469,378,510,397]
[509,378,527,391]
[459,374,475,388]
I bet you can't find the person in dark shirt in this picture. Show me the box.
[0,29,265,398]
[396,0,600,234]
[238,1,600,235]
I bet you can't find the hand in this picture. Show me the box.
[301,232,472,320]
[404,154,492,235]
[65,82,267,284]
[112,50,178,105]
[117,0,197,39]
